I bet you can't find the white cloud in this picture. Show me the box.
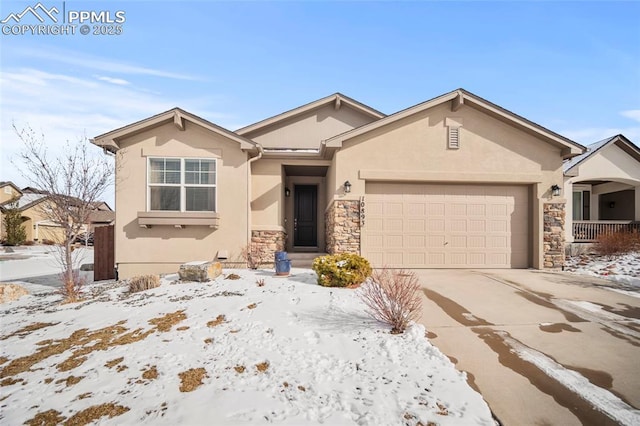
[9,46,202,81]
[621,110,640,123]
[95,75,130,86]
[560,127,640,145]
[0,65,242,207]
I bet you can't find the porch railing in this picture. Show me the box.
[573,221,640,242]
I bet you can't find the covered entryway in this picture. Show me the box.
[362,183,530,268]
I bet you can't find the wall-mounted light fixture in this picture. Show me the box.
[285,187,291,197]
[609,202,615,209]
[551,184,561,197]
[344,181,352,194]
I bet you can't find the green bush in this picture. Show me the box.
[2,203,26,246]
[312,253,372,288]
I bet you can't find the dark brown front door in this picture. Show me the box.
[294,185,317,247]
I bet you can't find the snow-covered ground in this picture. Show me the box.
[0,269,494,425]
[564,252,640,290]
[0,245,93,284]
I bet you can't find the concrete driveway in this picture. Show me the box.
[415,269,640,425]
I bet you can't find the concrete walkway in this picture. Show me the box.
[414,269,640,425]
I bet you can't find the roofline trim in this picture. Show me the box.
[235,93,385,136]
[91,108,257,153]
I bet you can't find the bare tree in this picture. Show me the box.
[13,124,115,302]
[358,269,422,334]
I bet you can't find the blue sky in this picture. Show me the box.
[1,1,639,204]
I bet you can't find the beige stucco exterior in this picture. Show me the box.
[93,89,585,277]
[110,120,250,278]
[241,103,378,149]
[328,102,566,269]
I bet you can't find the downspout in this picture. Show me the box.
[247,144,264,247]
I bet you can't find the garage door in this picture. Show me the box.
[362,183,529,268]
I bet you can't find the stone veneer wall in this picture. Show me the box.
[325,200,361,254]
[543,202,565,268]
[251,230,286,265]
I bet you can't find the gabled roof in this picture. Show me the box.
[235,93,385,136]
[0,181,22,195]
[0,192,48,212]
[91,108,257,153]
[324,88,585,158]
[563,134,640,173]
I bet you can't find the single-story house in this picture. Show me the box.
[0,185,114,243]
[563,134,640,243]
[91,89,585,279]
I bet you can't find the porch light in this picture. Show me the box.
[344,181,352,194]
[285,187,291,197]
[551,184,561,197]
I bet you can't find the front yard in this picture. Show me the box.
[0,269,493,425]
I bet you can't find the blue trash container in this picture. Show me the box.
[274,251,291,276]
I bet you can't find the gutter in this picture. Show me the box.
[247,144,264,247]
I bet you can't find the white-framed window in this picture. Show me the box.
[147,157,216,212]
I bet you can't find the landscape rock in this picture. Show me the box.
[178,261,222,282]
[0,283,29,304]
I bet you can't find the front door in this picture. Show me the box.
[294,185,317,247]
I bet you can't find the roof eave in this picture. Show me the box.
[91,108,256,152]
[236,93,385,136]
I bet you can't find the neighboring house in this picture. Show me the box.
[0,189,65,243]
[92,89,585,279]
[563,134,640,243]
[0,181,23,239]
[0,185,113,243]
[0,181,22,204]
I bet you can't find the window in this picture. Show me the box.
[4,186,11,195]
[148,158,216,212]
[572,190,590,221]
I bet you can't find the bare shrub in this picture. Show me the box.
[358,269,422,334]
[58,270,86,303]
[240,245,260,269]
[128,275,161,293]
[41,239,55,246]
[595,231,639,258]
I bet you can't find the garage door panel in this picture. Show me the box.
[363,183,529,268]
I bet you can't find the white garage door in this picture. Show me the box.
[362,183,529,268]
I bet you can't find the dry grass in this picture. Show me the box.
[297,385,306,392]
[55,375,84,387]
[24,409,65,426]
[204,338,213,344]
[0,356,8,365]
[358,269,422,334]
[142,366,158,381]
[1,377,24,386]
[148,310,187,332]
[176,326,189,331]
[0,322,59,341]
[1,312,185,379]
[59,270,87,305]
[65,402,130,425]
[104,357,124,368]
[256,278,265,287]
[234,365,246,373]
[207,315,226,327]
[128,275,161,294]
[255,362,269,373]
[247,303,257,310]
[74,392,92,401]
[178,368,207,392]
[225,273,241,280]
